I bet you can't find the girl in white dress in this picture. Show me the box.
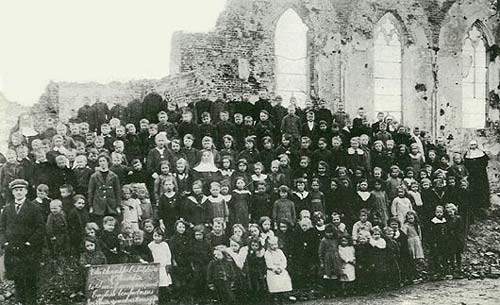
[338,235,356,295]
[265,236,295,301]
[148,228,172,304]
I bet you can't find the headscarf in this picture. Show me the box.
[193,149,219,173]
[465,139,486,159]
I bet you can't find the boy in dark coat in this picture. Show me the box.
[177,110,200,148]
[157,111,178,141]
[67,194,90,256]
[215,111,235,147]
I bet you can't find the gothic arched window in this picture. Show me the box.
[462,24,487,128]
[275,9,308,108]
[374,15,402,122]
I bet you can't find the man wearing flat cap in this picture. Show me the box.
[0,179,45,305]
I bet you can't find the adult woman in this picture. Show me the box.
[464,140,490,214]
[10,113,39,150]
[88,154,121,223]
[193,150,222,191]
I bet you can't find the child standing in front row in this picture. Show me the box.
[79,237,107,292]
[207,247,237,305]
[67,195,90,255]
[402,211,424,283]
[318,224,340,298]
[338,235,355,296]
[265,236,295,303]
[99,216,120,264]
[429,205,447,278]
[446,203,464,278]
[148,228,173,305]
[46,199,69,274]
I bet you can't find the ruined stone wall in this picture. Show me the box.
[169,0,499,135]
[30,72,201,130]
[0,93,29,152]
[31,0,500,136]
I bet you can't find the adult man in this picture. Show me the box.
[0,179,45,305]
[77,96,94,126]
[191,89,212,124]
[238,92,255,119]
[110,95,128,124]
[253,89,273,122]
[91,98,110,132]
[142,87,164,124]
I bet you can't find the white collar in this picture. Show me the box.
[466,149,486,159]
[233,189,251,195]
[431,217,447,224]
[357,191,371,201]
[293,191,309,199]
[252,174,267,181]
[347,147,364,155]
[370,238,386,249]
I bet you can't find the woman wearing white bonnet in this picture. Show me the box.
[464,139,490,214]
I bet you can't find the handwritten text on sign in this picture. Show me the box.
[87,263,159,305]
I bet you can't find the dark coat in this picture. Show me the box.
[32,161,54,191]
[67,207,90,254]
[110,104,128,123]
[77,105,94,125]
[51,167,77,197]
[92,101,110,132]
[0,199,45,276]
[142,93,165,123]
[126,99,144,127]
[88,170,121,216]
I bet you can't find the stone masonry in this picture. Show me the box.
[30,0,500,142]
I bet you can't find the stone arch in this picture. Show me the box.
[274,8,309,108]
[462,21,489,128]
[436,0,497,131]
[373,13,403,122]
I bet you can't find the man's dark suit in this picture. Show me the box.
[0,199,45,305]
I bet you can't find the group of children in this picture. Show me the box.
[0,91,478,304]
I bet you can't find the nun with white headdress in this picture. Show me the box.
[464,140,490,211]
[193,149,222,192]
[10,113,39,149]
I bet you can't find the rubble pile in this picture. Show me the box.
[464,216,500,279]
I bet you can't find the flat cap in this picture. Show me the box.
[9,179,29,190]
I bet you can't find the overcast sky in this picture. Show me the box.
[0,0,226,106]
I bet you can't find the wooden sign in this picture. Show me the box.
[86,263,159,305]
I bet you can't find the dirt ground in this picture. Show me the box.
[2,216,500,304]
[302,279,500,305]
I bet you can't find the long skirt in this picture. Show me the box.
[266,269,292,293]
